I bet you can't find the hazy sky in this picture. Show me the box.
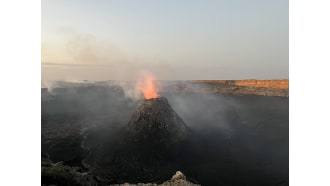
[42,0,288,81]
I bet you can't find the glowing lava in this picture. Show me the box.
[137,71,159,99]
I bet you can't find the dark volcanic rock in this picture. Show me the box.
[82,97,191,184]
[127,97,188,145]
[42,86,288,185]
[42,160,97,186]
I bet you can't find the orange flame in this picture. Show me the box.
[137,72,159,99]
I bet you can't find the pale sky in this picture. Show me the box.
[42,0,288,81]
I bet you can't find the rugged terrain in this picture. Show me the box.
[42,81,289,186]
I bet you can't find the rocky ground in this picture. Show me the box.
[42,154,97,186]
[110,171,200,186]
[41,82,288,186]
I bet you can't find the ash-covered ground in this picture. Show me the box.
[41,82,288,186]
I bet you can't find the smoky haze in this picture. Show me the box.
[42,81,288,185]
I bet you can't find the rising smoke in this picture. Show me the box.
[42,77,288,185]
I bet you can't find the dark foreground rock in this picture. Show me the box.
[110,171,200,186]
[42,159,97,186]
[42,157,198,186]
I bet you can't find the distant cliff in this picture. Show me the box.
[191,80,288,89]
[187,80,289,97]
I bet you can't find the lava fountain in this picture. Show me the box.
[137,71,159,99]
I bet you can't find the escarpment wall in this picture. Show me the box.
[191,80,288,89]
[184,80,289,97]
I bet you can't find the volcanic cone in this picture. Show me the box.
[127,97,188,145]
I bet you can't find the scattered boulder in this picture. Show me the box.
[110,171,200,186]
